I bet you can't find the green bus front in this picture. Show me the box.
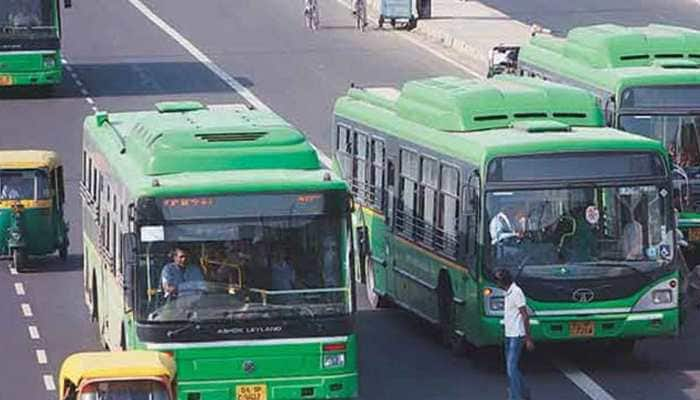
[126,191,358,400]
[364,150,680,348]
[0,0,70,88]
[615,84,700,267]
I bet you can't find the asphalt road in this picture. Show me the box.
[1,0,700,399]
[480,0,700,34]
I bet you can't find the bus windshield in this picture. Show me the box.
[0,0,55,37]
[135,215,349,324]
[0,169,49,200]
[619,114,700,169]
[485,184,673,282]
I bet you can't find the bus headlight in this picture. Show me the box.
[43,55,56,68]
[632,279,677,312]
[652,289,672,304]
[323,353,345,368]
[483,286,506,316]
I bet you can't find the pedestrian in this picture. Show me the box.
[495,268,534,400]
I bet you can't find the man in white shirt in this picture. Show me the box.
[495,269,534,400]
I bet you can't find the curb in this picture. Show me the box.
[412,23,490,71]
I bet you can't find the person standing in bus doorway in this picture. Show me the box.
[495,268,534,400]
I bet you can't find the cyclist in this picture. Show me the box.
[352,0,367,31]
[304,0,319,31]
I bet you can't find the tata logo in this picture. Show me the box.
[572,288,595,303]
[242,360,256,374]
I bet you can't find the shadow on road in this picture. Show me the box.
[15,253,82,273]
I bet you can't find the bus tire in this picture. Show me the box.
[12,249,26,272]
[366,257,389,309]
[438,275,467,356]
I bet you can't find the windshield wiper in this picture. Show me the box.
[166,318,201,338]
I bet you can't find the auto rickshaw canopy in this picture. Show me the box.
[59,351,175,394]
[0,150,61,170]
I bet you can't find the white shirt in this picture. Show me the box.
[489,212,518,244]
[504,282,527,338]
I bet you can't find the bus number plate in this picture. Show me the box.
[689,228,700,242]
[0,75,12,86]
[236,384,267,400]
[569,321,595,337]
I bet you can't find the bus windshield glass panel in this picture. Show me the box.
[487,152,665,183]
[485,184,673,283]
[134,192,349,324]
[619,115,700,169]
[0,0,55,38]
[620,85,700,109]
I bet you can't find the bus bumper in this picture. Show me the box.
[0,68,62,87]
[176,372,359,400]
[480,308,679,345]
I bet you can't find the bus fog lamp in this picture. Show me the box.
[652,289,672,304]
[323,353,345,368]
[43,55,56,68]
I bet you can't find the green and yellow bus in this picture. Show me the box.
[334,75,682,353]
[80,101,357,400]
[489,24,700,266]
[0,0,72,90]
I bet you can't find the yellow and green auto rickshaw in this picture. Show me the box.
[0,150,69,271]
[59,351,175,400]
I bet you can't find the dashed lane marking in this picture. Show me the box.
[42,374,55,391]
[14,282,25,296]
[128,0,270,112]
[36,349,47,365]
[28,325,40,340]
[85,97,95,105]
[554,359,617,400]
[9,266,17,275]
[21,303,33,317]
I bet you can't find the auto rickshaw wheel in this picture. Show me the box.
[378,15,384,28]
[390,18,396,28]
[12,249,26,272]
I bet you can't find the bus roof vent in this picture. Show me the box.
[512,120,571,133]
[194,132,268,142]
[155,101,206,113]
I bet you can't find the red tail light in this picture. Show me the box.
[323,343,346,352]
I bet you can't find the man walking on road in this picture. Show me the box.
[495,268,534,400]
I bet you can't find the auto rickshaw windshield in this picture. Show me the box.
[79,380,170,400]
[0,169,49,200]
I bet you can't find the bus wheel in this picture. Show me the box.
[366,257,388,308]
[438,277,467,356]
[12,249,26,272]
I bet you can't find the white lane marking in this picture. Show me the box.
[85,97,95,105]
[28,325,40,340]
[36,349,47,365]
[92,106,99,112]
[554,359,616,400]
[80,88,89,96]
[21,303,33,317]
[43,374,56,391]
[14,282,25,296]
[9,266,18,275]
[331,0,480,77]
[128,0,270,112]
[70,72,78,79]
[74,79,83,87]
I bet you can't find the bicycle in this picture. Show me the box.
[352,0,367,32]
[304,0,319,31]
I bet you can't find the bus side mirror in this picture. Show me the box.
[65,0,72,8]
[121,233,138,310]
